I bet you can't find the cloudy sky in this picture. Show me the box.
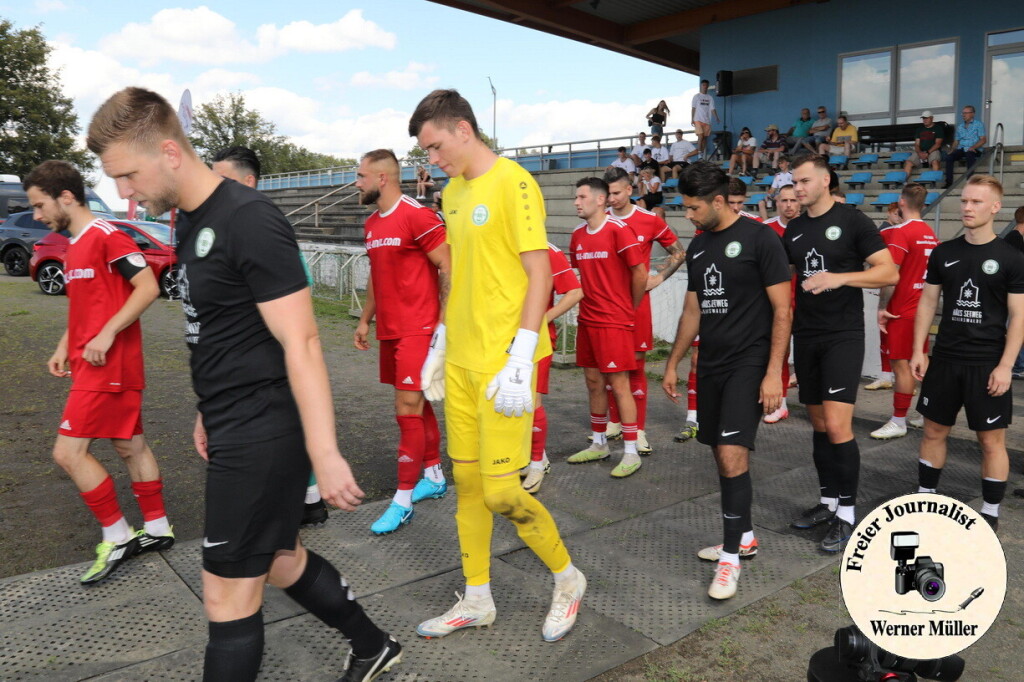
[3,1,699,209]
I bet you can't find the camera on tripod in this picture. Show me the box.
[891,532,945,602]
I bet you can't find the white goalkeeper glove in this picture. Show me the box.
[420,323,446,401]
[485,329,538,417]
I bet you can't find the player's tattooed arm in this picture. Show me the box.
[648,241,686,290]
[427,243,451,321]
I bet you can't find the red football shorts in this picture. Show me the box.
[59,389,143,440]
[379,335,432,390]
[634,297,654,353]
[884,315,927,361]
[536,354,552,395]
[576,324,637,373]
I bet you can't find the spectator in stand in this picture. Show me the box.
[903,111,945,180]
[879,202,902,230]
[691,79,720,160]
[785,108,814,154]
[757,125,787,172]
[649,134,671,181]
[609,146,637,183]
[726,177,762,222]
[668,129,699,178]
[1006,206,1024,379]
[757,156,793,219]
[637,167,665,218]
[831,187,847,203]
[944,105,987,188]
[415,165,435,200]
[630,132,649,166]
[800,106,833,154]
[646,100,670,135]
[819,116,858,156]
[727,127,757,176]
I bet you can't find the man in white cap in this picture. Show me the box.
[903,111,945,181]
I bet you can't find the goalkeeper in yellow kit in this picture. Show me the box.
[408,89,586,642]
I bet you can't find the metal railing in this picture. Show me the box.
[987,122,1005,184]
[302,248,369,314]
[285,182,361,230]
[260,130,702,190]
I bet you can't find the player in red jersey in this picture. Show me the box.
[602,167,685,453]
[566,178,648,478]
[24,160,173,585]
[761,184,801,423]
[354,149,451,534]
[727,177,763,223]
[522,244,583,493]
[871,183,938,440]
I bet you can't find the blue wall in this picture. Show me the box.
[699,0,1018,136]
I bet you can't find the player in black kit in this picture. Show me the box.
[783,155,898,552]
[662,162,792,599]
[87,88,400,682]
[911,175,1024,532]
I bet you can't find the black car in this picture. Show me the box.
[0,178,113,276]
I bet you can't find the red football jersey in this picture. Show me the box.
[609,205,678,335]
[881,218,938,317]
[569,217,644,329]
[739,209,763,223]
[365,196,446,340]
[547,243,581,344]
[65,219,146,392]
[764,216,788,238]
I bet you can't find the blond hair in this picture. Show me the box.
[87,87,192,156]
[966,174,1003,200]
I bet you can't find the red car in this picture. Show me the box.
[29,220,178,298]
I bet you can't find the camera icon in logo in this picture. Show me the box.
[891,531,945,601]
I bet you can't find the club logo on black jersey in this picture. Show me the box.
[956,279,981,309]
[472,205,489,225]
[195,227,215,258]
[804,248,826,277]
[982,259,999,275]
[826,226,842,240]
[703,264,724,296]
[725,241,741,258]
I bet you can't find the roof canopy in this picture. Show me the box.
[428,0,822,74]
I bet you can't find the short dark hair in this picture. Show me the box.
[1015,206,1024,224]
[603,167,631,186]
[361,148,401,179]
[212,146,261,181]
[643,148,652,155]
[700,79,710,86]
[679,161,728,202]
[408,89,480,138]
[23,160,86,205]
[792,154,830,174]
[652,134,661,143]
[901,182,926,212]
[779,155,790,164]
[728,176,748,197]
[778,184,796,193]
[576,177,609,196]
[617,146,627,153]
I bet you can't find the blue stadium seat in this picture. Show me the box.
[664,195,683,210]
[631,195,640,202]
[885,152,912,167]
[847,172,872,188]
[738,176,754,185]
[925,191,940,205]
[662,178,679,190]
[845,192,865,206]
[880,171,907,188]
[754,175,775,187]
[916,170,943,187]
[852,154,879,168]
[720,161,730,170]
[871,192,901,206]
[744,193,766,206]
[828,155,848,169]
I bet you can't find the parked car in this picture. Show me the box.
[0,176,112,220]
[29,220,178,298]
[1,209,116,277]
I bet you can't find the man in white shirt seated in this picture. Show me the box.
[608,146,637,183]
[630,132,649,166]
[648,134,671,181]
[668,129,698,179]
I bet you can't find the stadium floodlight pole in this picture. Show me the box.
[488,76,497,149]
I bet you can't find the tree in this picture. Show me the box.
[189,92,355,175]
[0,20,93,178]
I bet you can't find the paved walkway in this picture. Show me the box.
[2,381,1022,681]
